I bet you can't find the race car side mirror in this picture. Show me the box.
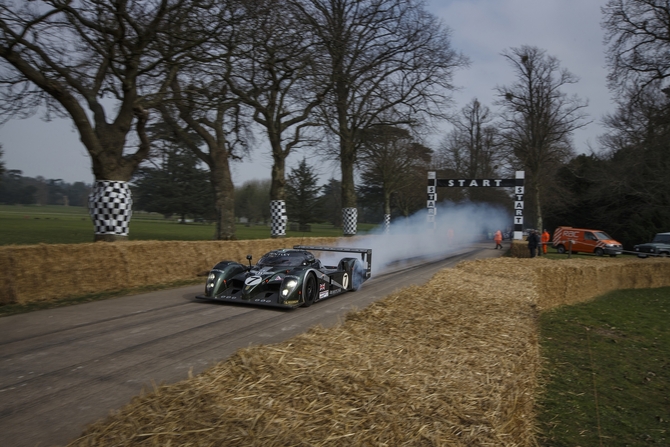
[246,254,252,269]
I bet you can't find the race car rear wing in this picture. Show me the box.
[293,245,372,279]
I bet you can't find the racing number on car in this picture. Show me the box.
[245,276,262,286]
[342,273,349,289]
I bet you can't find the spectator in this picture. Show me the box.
[528,230,541,258]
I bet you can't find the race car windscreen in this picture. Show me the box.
[257,251,309,268]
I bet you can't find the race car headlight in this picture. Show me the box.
[208,273,216,281]
[281,278,299,297]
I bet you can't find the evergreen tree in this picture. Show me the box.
[286,158,321,230]
[235,180,271,226]
[316,178,343,227]
[132,148,214,222]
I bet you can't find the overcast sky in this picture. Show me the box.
[0,0,613,185]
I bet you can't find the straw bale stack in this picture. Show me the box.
[67,256,670,446]
[534,256,670,310]
[510,241,530,258]
[0,238,340,305]
[0,249,16,305]
[70,258,544,447]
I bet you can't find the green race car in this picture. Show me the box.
[196,245,372,308]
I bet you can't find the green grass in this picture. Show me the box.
[0,204,376,245]
[537,287,670,446]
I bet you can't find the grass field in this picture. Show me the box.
[537,287,670,446]
[0,204,375,245]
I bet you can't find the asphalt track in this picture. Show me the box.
[0,241,505,447]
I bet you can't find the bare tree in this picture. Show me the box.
[602,0,670,101]
[0,144,4,179]
[150,0,250,240]
[495,46,589,231]
[158,75,247,240]
[0,0,203,241]
[293,0,468,235]
[438,99,503,179]
[222,0,329,237]
[358,125,431,228]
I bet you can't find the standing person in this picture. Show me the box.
[541,229,550,255]
[528,230,540,258]
[494,230,503,249]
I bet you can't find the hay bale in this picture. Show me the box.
[7,244,670,445]
[535,257,670,310]
[70,258,542,447]
[510,240,530,258]
[0,237,342,305]
[0,249,17,305]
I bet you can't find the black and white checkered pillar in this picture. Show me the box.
[342,207,357,236]
[383,214,391,234]
[88,181,133,237]
[270,200,287,237]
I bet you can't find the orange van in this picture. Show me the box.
[552,226,623,257]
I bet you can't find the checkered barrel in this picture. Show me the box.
[88,180,133,236]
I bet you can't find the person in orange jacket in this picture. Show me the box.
[541,229,550,255]
[494,230,503,249]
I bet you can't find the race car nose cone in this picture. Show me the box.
[245,276,262,286]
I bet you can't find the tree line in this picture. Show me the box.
[1,0,669,248]
[0,0,465,241]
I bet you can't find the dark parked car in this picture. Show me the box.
[634,232,670,258]
[196,245,372,308]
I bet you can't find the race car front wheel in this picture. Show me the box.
[301,273,317,307]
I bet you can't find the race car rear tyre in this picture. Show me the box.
[301,273,317,307]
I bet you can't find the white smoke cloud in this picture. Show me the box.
[321,202,512,277]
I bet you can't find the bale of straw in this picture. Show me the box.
[67,256,670,446]
[534,257,670,310]
[0,250,17,305]
[0,237,341,305]
[70,258,542,447]
[510,240,530,258]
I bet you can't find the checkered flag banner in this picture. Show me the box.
[342,207,357,236]
[270,200,287,237]
[88,181,133,236]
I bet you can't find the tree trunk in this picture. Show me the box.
[534,182,543,232]
[88,181,133,242]
[340,137,358,236]
[383,189,392,233]
[270,152,287,238]
[86,110,150,242]
[210,159,236,240]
